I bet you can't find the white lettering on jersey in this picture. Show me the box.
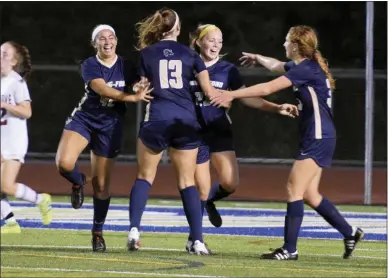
[106,80,126,88]
[190,80,224,88]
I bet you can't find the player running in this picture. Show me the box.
[55,24,152,252]
[211,25,364,260]
[1,41,52,234]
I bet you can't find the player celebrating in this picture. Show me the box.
[127,8,222,255]
[1,41,52,234]
[211,25,364,260]
[55,24,152,252]
[186,24,298,251]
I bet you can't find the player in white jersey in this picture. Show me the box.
[1,41,52,234]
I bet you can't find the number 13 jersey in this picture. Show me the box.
[139,40,207,122]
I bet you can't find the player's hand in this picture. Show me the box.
[210,90,234,108]
[278,103,299,118]
[239,52,259,68]
[133,78,154,103]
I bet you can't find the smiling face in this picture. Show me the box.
[198,29,223,62]
[0,42,17,76]
[93,29,117,59]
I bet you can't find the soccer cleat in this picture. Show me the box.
[71,174,85,209]
[38,194,52,225]
[192,240,212,255]
[127,227,141,251]
[205,201,222,228]
[260,248,299,260]
[343,227,365,259]
[1,221,21,234]
[92,232,106,252]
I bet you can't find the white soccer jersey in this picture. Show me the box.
[1,71,31,163]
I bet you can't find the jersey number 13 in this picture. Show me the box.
[159,60,183,89]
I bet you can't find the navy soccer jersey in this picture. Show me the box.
[191,60,244,125]
[64,55,137,158]
[192,60,244,163]
[77,55,137,116]
[284,59,336,167]
[139,40,207,122]
[284,60,336,141]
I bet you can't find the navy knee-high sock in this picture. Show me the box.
[92,197,111,233]
[283,200,304,253]
[314,197,353,238]
[129,179,151,230]
[189,200,206,240]
[59,164,84,186]
[180,186,203,242]
[208,183,231,202]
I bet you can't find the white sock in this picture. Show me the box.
[14,183,43,204]
[1,199,14,221]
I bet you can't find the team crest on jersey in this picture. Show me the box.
[163,49,174,57]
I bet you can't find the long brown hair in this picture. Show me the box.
[7,41,32,80]
[136,8,178,50]
[289,25,335,90]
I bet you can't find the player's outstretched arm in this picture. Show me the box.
[240,52,286,74]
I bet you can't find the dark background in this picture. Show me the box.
[1,2,386,162]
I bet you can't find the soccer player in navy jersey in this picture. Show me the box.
[211,25,364,260]
[55,24,152,252]
[185,24,298,252]
[127,8,222,255]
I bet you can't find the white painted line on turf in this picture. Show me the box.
[9,201,387,215]
[1,244,182,252]
[0,266,228,278]
[2,244,385,260]
[358,248,387,252]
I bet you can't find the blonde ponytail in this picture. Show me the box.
[314,50,335,90]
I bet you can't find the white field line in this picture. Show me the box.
[9,201,387,215]
[1,244,385,260]
[0,266,228,278]
[6,227,385,242]
[6,227,381,242]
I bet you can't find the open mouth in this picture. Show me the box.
[103,45,113,52]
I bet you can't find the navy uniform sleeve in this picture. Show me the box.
[228,66,244,90]
[283,64,312,87]
[81,58,103,85]
[192,52,207,74]
[284,61,296,72]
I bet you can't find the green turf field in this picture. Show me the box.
[1,229,386,277]
[1,197,387,277]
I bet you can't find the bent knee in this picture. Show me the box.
[136,171,155,185]
[286,181,305,200]
[304,191,323,208]
[56,156,76,172]
[92,176,110,195]
[219,177,239,193]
